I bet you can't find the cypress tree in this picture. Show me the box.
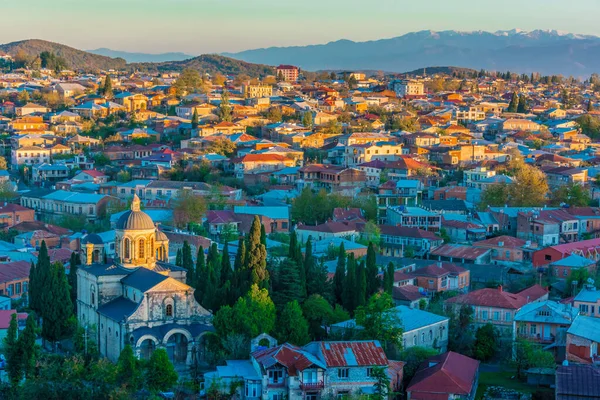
[221,242,232,285]
[232,239,247,300]
[194,246,205,302]
[517,95,528,114]
[182,241,194,286]
[28,261,36,311]
[383,262,395,294]
[31,241,51,315]
[366,242,379,297]
[334,243,346,304]
[288,231,298,260]
[4,313,22,386]
[272,259,302,310]
[302,237,315,298]
[507,92,518,113]
[19,314,37,379]
[260,224,267,246]
[343,254,356,313]
[102,75,113,98]
[191,108,199,129]
[175,248,183,267]
[356,260,367,308]
[68,252,80,314]
[245,216,268,288]
[41,262,73,344]
[206,242,221,284]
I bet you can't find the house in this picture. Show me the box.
[10,146,51,169]
[514,300,578,351]
[472,235,530,263]
[392,285,428,309]
[407,262,470,294]
[0,261,30,299]
[555,364,600,400]
[446,286,529,336]
[276,65,299,82]
[378,225,444,258]
[573,284,600,318]
[406,352,479,400]
[502,118,540,132]
[566,315,600,364]
[429,244,492,265]
[72,169,109,184]
[20,190,114,222]
[207,338,402,400]
[441,217,487,243]
[0,203,35,229]
[386,206,441,232]
[233,206,290,233]
[332,305,449,352]
[15,102,48,116]
[298,164,366,193]
[233,154,296,179]
[550,254,597,280]
[532,237,600,267]
[296,221,358,243]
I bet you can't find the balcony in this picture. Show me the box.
[300,381,324,391]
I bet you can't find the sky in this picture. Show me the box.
[2,0,600,55]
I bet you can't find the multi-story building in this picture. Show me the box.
[0,261,30,299]
[514,300,578,347]
[10,146,51,169]
[298,164,366,193]
[456,106,486,122]
[386,206,441,232]
[20,190,114,222]
[463,167,496,189]
[276,65,300,82]
[242,84,273,98]
[205,338,402,399]
[343,142,405,166]
[392,80,424,97]
[0,203,35,229]
[406,262,470,294]
[378,225,443,257]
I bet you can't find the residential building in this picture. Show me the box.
[555,364,600,400]
[550,254,597,281]
[276,65,299,82]
[20,190,114,222]
[0,203,35,229]
[566,315,600,364]
[406,352,480,400]
[407,262,470,294]
[386,206,441,232]
[514,300,578,351]
[392,80,424,97]
[242,84,273,98]
[378,225,444,257]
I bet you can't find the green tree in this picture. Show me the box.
[356,261,367,308]
[366,242,379,297]
[400,347,439,385]
[302,295,337,340]
[473,323,499,361]
[41,262,74,344]
[173,68,204,97]
[182,241,194,285]
[191,108,199,129]
[302,111,313,128]
[480,183,510,208]
[550,183,592,207]
[355,293,402,351]
[19,314,37,379]
[245,216,269,287]
[507,92,519,113]
[333,243,346,304]
[102,75,113,98]
[29,241,52,314]
[343,254,357,313]
[217,90,233,122]
[117,344,142,391]
[517,95,528,113]
[272,259,302,310]
[383,262,395,294]
[145,348,178,391]
[4,313,22,386]
[275,301,310,346]
[172,191,207,228]
[67,251,81,314]
[566,268,590,296]
[371,366,391,400]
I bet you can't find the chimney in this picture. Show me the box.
[437,261,443,268]
[498,285,503,292]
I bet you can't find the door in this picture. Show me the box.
[544,325,551,340]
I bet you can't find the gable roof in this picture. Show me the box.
[407,351,479,398]
[556,364,600,400]
[319,341,388,367]
[120,267,168,292]
[446,287,527,310]
[252,343,325,376]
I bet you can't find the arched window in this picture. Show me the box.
[139,239,145,259]
[124,238,130,259]
[166,304,173,317]
[150,238,154,257]
[429,330,433,341]
[90,285,95,306]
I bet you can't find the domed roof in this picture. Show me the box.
[116,195,155,231]
[155,229,168,242]
[82,233,103,245]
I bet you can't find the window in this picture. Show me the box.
[530,324,537,335]
[245,381,260,397]
[15,283,20,295]
[505,312,511,321]
[429,330,433,341]
[306,394,318,400]
[580,304,590,314]
[421,332,425,342]
[545,255,552,261]
[563,269,568,277]
[366,367,373,377]
[139,239,145,258]
[271,395,283,400]
[493,311,500,321]
[481,310,488,320]
[269,369,284,383]
[413,336,417,346]
[166,304,173,317]
[337,368,349,379]
[124,238,130,259]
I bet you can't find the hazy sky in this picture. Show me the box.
[2,0,600,54]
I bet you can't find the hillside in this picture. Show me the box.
[88,48,194,63]
[131,54,274,77]
[0,39,126,71]
[401,66,477,77]
[224,29,600,76]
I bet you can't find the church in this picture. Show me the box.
[77,195,212,365]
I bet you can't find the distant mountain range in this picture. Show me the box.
[0,39,272,77]
[223,29,600,76]
[88,48,194,63]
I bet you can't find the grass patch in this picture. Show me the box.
[475,371,554,400]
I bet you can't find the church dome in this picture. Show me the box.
[156,229,168,242]
[116,195,155,231]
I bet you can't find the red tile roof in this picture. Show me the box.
[429,244,490,260]
[319,341,388,367]
[472,235,527,248]
[516,284,548,302]
[446,287,527,310]
[392,285,426,302]
[0,261,30,284]
[252,344,316,376]
[407,351,479,398]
